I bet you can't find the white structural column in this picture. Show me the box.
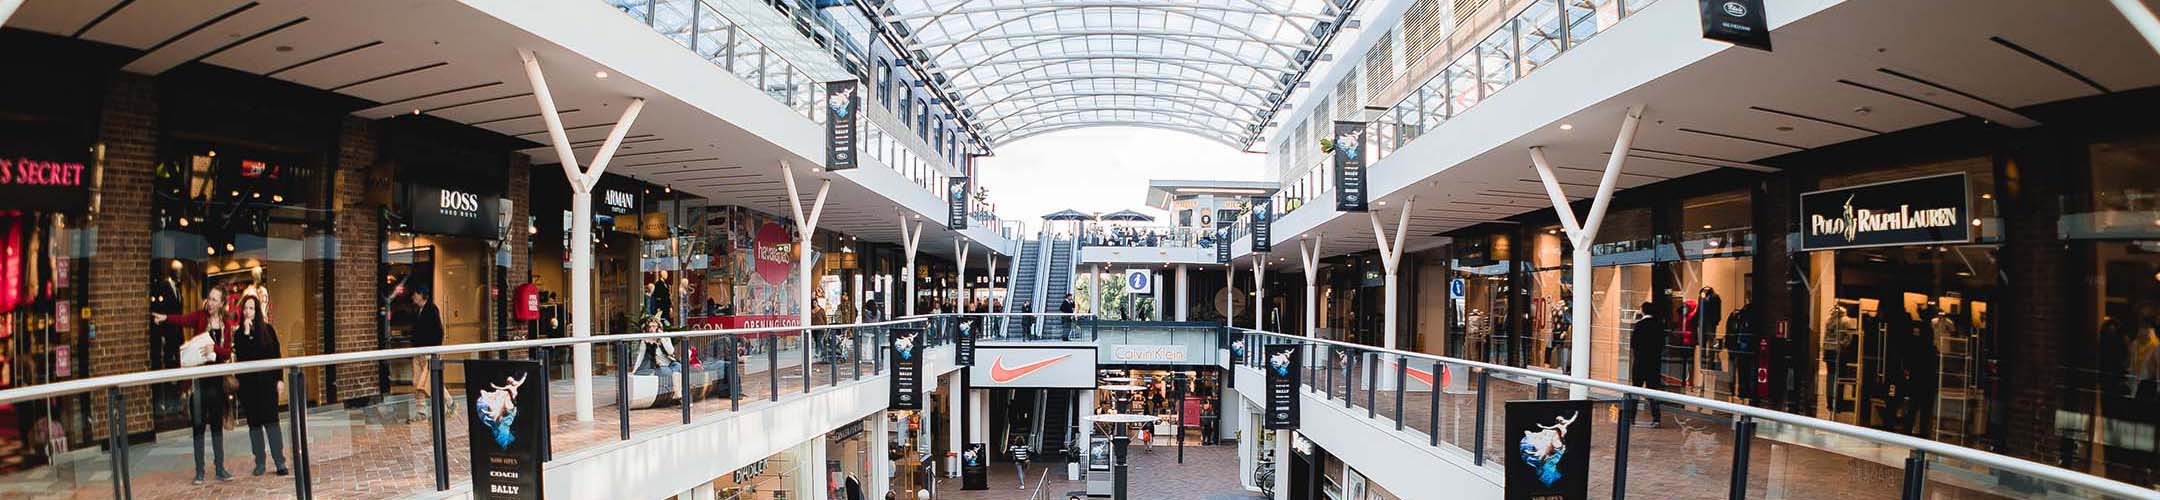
[2110,0,2160,55]
[1250,255,1266,331]
[1151,272,1162,321]
[521,49,645,421]
[1224,264,1236,327]
[0,0,24,28]
[853,273,864,322]
[781,165,830,337]
[871,414,893,500]
[985,254,998,310]
[899,216,925,316]
[1092,264,1105,315]
[878,275,893,320]
[1368,198,1415,351]
[1528,105,1644,399]
[955,238,971,310]
[1174,265,1190,321]
[947,371,963,475]
[1297,236,1325,338]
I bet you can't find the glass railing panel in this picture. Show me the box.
[542,344,619,459]
[118,372,302,497]
[1567,0,1623,45]
[695,5,733,62]
[1742,418,1907,500]
[1518,0,1563,77]
[652,0,697,48]
[1480,373,1543,471]
[0,403,114,499]
[1617,405,1740,499]
[679,332,737,420]
[1924,452,2121,499]
[607,0,652,24]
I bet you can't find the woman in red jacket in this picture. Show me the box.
[153,286,236,484]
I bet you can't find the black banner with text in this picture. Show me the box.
[1699,0,1771,51]
[956,317,977,366]
[464,359,545,500]
[1263,344,1301,429]
[948,176,970,230]
[825,80,860,170]
[889,328,925,410]
[1249,196,1273,252]
[1333,121,1368,212]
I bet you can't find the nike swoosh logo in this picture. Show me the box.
[989,355,1073,383]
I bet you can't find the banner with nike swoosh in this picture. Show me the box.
[967,346,1098,388]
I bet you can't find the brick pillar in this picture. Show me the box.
[505,153,533,355]
[88,73,157,437]
[331,116,383,402]
[1754,174,1804,413]
[1997,136,2072,466]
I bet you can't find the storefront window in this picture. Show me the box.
[1448,233,1513,363]
[1587,208,1653,386]
[1673,191,1755,401]
[707,443,802,500]
[2067,134,2160,482]
[0,120,94,470]
[1526,225,1569,371]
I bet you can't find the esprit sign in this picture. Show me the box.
[0,156,90,212]
[1799,172,1971,251]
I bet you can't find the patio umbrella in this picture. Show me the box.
[1097,210,1155,222]
[1041,209,1094,221]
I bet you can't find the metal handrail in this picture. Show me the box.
[0,317,930,407]
[1233,328,2160,500]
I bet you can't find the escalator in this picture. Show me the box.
[1001,239,1043,338]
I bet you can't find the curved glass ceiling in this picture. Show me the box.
[882,0,1346,149]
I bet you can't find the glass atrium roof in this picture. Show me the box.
[880,0,1348,149]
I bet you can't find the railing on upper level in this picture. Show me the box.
[1228,329,2160,500]
[1271,0,1665,222]
[0,318,936,499]
[1077,225,1220,249]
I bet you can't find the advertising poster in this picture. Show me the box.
[1263,344,1301,429]
[889,327,925,410]
[1332,121,1368,212]
[1504,399,1592,500]
[961,443,989,490]
[825,80,860,170]
[463,359,545,500]
[1249,196,1273,252]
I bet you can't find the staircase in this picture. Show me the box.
[1037,238,1078,339]
[1001,239,1044,338]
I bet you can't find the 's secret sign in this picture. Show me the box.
[888,327,925,410]
[1249,196,1273,252]
[1263,344,1301,429]
[825,80,860,171]
[1799,172,1970,251]
[408,183,500,238]
[0,155,89,212]
[948,176,970,230]
[1504,399,1592,500]
[1333,121,1368,212]
[464,359,546,500]
[1700,0,1771,51]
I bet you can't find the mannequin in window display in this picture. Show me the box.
[1695,287,1722,373]
[1727,303,1758,401]
[1629,300,1668,427]
[1886,307,1936,436]
[1548,298,1571,372]
[149,272,187,416]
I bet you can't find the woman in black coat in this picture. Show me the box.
[1629,301,1667,427]
[233,295,290,476]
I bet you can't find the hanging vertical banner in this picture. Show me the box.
[955,317,977,367]
[825,80,861,170]
[1699,0,1771,51]
[961,443,989,490]
[948,176,970,230]
[1215,217,1233,264]
[1249,196,1273,252]
[464,359,546,500]
[1333,121,1369,212]
[1263,344,1301,429]
[889,327,926,409]
[1504,399,1593,500]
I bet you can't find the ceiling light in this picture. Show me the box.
[1979,194,1991,200]
[1776,126,1794,132]
[595,71,610,79]
[1377,201,1387,206]
[1558,124,1573,131]
[1702,224,1712,229]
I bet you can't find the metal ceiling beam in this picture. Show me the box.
[987,78,1266,108]
[904,6,1321,59]
[987,106,1246,132]
[954,56,1279,103]
[952,74,1269,101]
[917,29,1312,63]
[996,121,1249,150]
[984,93,1255,123]
[894,0,1324,30]
[888,2,1331,22]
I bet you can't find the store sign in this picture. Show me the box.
[825,80,860,171]
[1263,344,1301,429]
[1249,196,1273,252]
[732,459,769,484]
[947,176,970,230]
[1504,399,1592,500]
[463,359,545,500]
[1110,345,1188,363]
[594,175,640,217]
[1699,0,1772,51]
[1799,173,1970,251]
[1450,278,1465,298]
[0,156,89,212]
[888,328,925,410]
[1123,269,1152,294]
[754,221,795,285]
[409,184,501,239]
[969,346,1098,388]
[1333,121,1368,212]
[961,443,989,490]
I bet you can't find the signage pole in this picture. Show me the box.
[1112,435,1130,500]
[1176,372,1185,464]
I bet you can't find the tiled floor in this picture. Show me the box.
[930,441,1261,500]
[0,347,872,500]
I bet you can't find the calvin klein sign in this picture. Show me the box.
[409,183,500,239]
[1799,172,1971,251]
[1333,121,1368,212]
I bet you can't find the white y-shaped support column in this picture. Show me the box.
[954,238,971,311]
[1368,199,1414,351]
[1251,254,1267,331]
[985,253,998,311]
[782,165,831,333]
[0,0,25,28]
[2110,0,2160,55]
[898,216,924,317]
[522,49,645,422]
[1528,105,1644,399]
[1297,235,1325,338]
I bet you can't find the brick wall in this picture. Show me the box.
[505,153,533,359]
[331,116,383,402]
[88,73,156,437]
[1997,138,2071,465]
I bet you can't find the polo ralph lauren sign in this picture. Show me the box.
[1799,172,1971,251]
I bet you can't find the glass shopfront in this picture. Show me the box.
[703,441,805,500]
[0,117,95,471]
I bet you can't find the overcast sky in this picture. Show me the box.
[976,127,1270,230]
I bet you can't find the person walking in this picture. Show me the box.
[408,288,446,415]
[152,286,236,484]
[1628,300,1667,427]
[232,295,290,476]
[1008,436,1032,490]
